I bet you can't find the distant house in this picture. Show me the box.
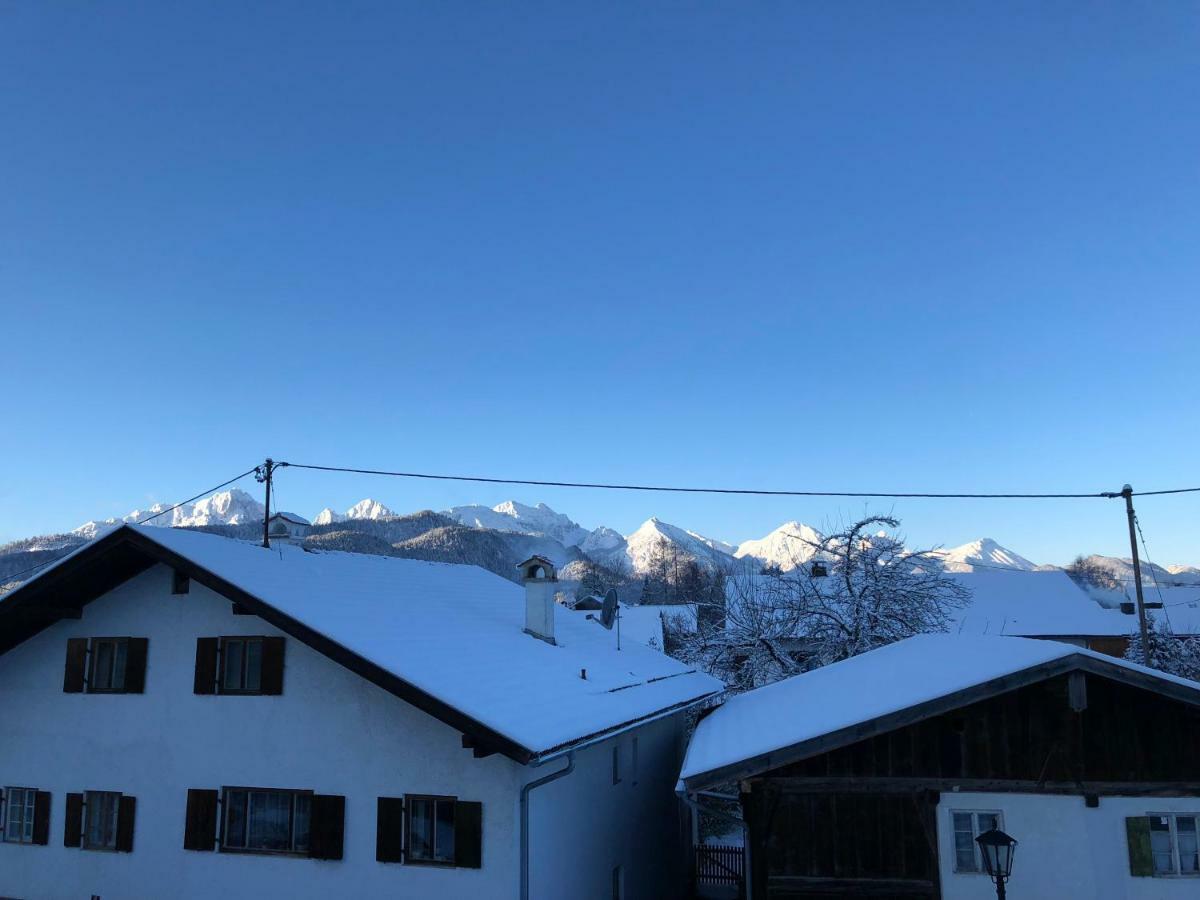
[267,511,312,541]
[680,635,1200,899]
[0,526,722,900]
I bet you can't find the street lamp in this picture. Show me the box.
[976,827,1018,899]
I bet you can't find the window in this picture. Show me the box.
[612,745,622,785]
[84,791,121,851]
[407,796,456,865]
[221,638,264,694]
[951,810,1003,873]
[3,787,36,844]
[222,788,311,855]
[612,864,624,899]
[172,570,190,594]
[89,638,129,692]
[631,737,639,786]
[1149,814,1199,876]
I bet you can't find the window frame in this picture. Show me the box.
[405,794,457,867]
[950,809,1004,874]
[86,637,130,694]
[83,791,121,852]
[219,786,313,857]
[612,745,622,785]
[2,786,37,844]
[1146,812,1200,877]
[218,637,265,695]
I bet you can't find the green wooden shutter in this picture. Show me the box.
[1126,816,1153,876]
[63,639,88,693]
[63,793,83,847]
[193,638,218,694]
[454,801,483,869]
[183,789,219,851]
[376,797,406,863]
[123,638,149,694]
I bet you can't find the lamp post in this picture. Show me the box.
[976,827,1018,899]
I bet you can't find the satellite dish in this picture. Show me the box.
[599,588,619,629]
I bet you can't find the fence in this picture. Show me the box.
[696,843,744,886]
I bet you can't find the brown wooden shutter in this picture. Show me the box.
[123,638,149,694]
[194,638,218,694]
[64,793,83,847]
[454,801,483,869]
[63,638,88,693]
[260,636,286,695]
[308,794,345,860]
[183,789,219,851]
[1126,816,1153,876]
[116,795,136,852]
[376,797,405,863]
[32,791,51,845]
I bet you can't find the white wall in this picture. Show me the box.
[938,791,1200,900]
[525,713,691,900]
[0,563,526,900]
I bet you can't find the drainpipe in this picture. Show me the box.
[520,751,575,900]
[679,791,752,900]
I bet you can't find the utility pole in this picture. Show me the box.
[257,458,276,548]
[1121,485,1152,666]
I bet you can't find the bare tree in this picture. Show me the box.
[667,516,970,691]
[1066,555,1123,591]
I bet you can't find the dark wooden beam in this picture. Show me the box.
[748,776,1200,797]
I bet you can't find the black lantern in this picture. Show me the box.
[975,827,1017,899]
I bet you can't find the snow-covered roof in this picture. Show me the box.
[679,634,1200,789]
[566,603,678,649]
[3,526,722,762]
[949,570,1133,637]
[269,511,311,526]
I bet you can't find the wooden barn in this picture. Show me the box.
[679,635,1200,900]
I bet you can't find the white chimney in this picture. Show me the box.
[517,556,558,645]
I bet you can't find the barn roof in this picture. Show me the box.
[679,634,1200,791]
[0,525,722,764]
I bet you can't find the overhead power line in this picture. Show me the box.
[279,462,1130,500]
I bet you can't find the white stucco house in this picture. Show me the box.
[0,525,723,900]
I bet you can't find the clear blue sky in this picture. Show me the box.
[2,2,1198,565]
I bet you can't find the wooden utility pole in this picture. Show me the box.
[258,458,275,548]
[1121,485,1152,666]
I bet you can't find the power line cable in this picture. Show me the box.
[1134,515,1172,629]
[279,462,1120,500]
[2,467,261,588]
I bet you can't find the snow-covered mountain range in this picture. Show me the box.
[2,492,1193,593]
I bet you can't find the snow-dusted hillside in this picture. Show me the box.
[931,538,1038,573]
[584,517,736,575]
[444,501,590,547]
[73,489,265,539]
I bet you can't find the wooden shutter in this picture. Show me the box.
[32,791,51,845]
[123,638,149,694]
[64,793,83,847]
[194,638,218,694]
[260,637,286,695]
[308,794,345,860]
[376,797,405,863]
[1126,816,1153,876]
[116,795,136,852]
[63,638,88,693]
[454,801,483,869]
[183,789,219,851]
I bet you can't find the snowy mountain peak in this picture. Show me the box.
[312,498,395,525]
[444,500,589,547]
[73,488,264,538]
[933,537,1037,572]
[735,521,824,570]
